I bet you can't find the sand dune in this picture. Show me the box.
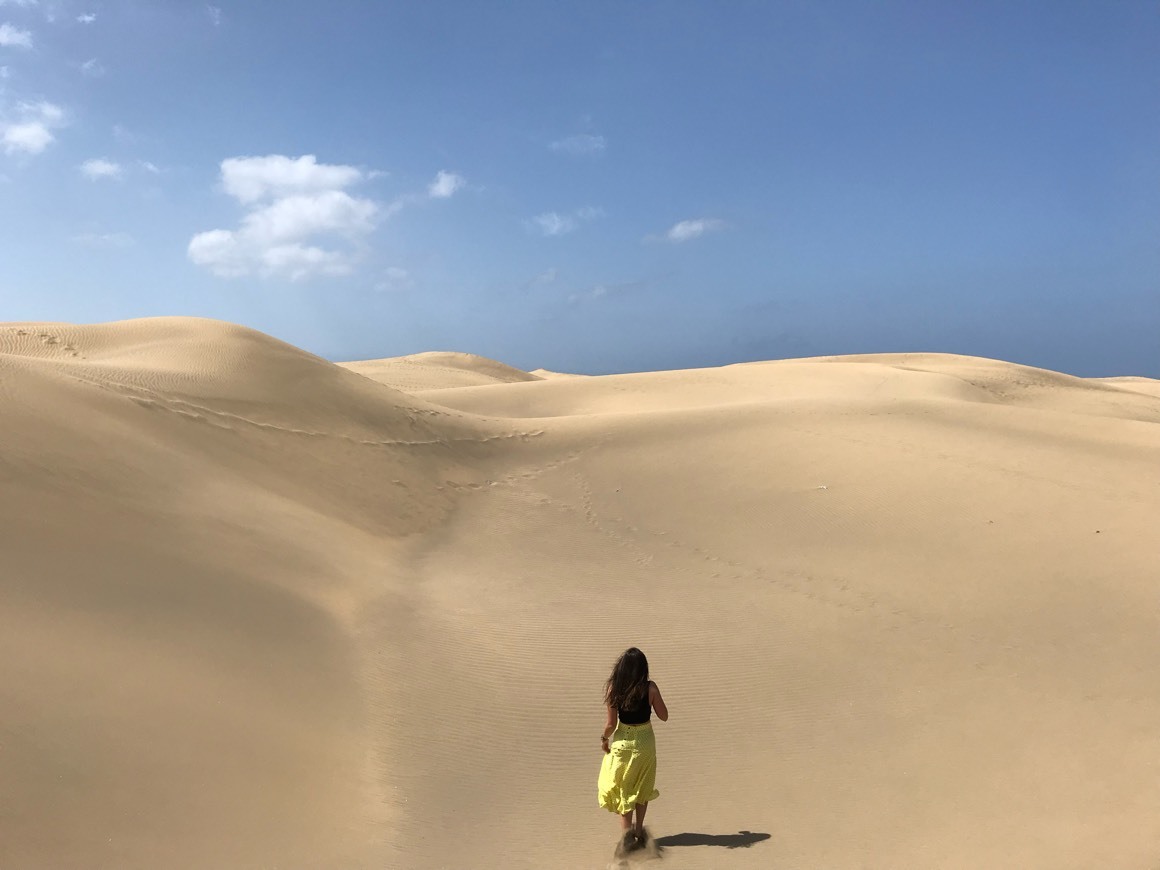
[339,350,541,391]
[2,318,1158,869]
[1092,375,1160,400]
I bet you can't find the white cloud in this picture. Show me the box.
[79,157,122,179]
[76,12,95,23]
[220,153,363,204]
[664,217,725,243]
[206,5,221,26]
[240,189,376,242]
[527,205,604,237]
[0,0,37,6]
[550,134,606,156]
[74,231,134,247]
[0,65,9,79]
[3,123,53,152]
[190,157,465,280]
[259,244,348,279]
[427,169,464,199]
[0,22,32,47]
[1,101,64,155]
[80,57,105,76]
[189,154,379,281]
[139,160,160,174]
[187,229,240,272]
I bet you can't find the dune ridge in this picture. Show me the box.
[339,350,542,391]
[2,317,1158,869]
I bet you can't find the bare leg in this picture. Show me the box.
[634,802,648,837]
[619,811,633,832]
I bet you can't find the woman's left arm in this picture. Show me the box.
[600,704,616,753]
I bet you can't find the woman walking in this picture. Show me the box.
[598,647,669,852]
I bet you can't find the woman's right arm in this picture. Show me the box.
[650,681,669,721]
[601,704,617,752]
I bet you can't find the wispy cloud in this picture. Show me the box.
[206,4,221,26]
[527,205,604,237]
[80,57,105,77]
[550,134,606,156]
[139,160,160,174]
[655,217,725,243]
[1,101,64,155]
[529,212,575,236]
[379,168,467,217]
[74,231,134,248]
[76,12,95,23]
[79,157,122,180]
[427,169,464,199]
[189,154,378,281]
[374,266,413,292]
[0,22,32,47]
[567,277,650,305]
[0,0,38,7]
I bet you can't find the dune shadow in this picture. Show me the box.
[654,830,771,849]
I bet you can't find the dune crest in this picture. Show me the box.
[3,318,1158,869]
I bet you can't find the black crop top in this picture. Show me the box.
[618,684,651,725]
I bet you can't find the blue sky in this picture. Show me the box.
[1,1,1156,376]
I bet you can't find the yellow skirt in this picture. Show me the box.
[598,721,659,815]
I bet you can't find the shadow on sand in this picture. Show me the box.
[654,831,771,849]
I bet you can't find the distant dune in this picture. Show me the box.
[2,317,1158,869]
[1090,375,1160,399]
[338,350,542,391]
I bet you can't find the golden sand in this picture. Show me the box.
[2,318,1158,868]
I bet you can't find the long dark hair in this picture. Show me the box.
[605,647,649,710]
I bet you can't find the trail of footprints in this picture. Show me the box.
[3,328,83,358]
[60,371,547,450]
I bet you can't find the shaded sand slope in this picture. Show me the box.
[339,350,541,391]
[0,318,538,868]
[3,321,1159,869]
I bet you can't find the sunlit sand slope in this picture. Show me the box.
[404,354,1160,870]
[2,321,1158,869]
